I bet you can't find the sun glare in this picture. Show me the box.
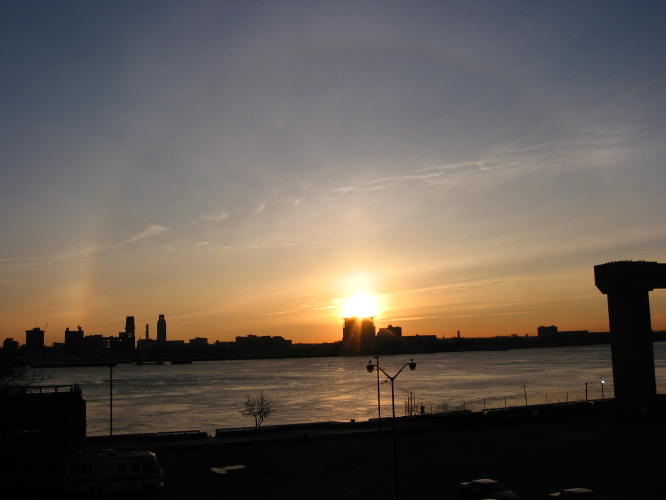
[341,293,379,318]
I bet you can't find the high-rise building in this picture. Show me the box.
[119,316,136,351]
[64,326,85,357]
[25,327,45,351]
[157,314,167,342]
[342,317,375,354]
[124,316,135,337]
[145,323,149,340]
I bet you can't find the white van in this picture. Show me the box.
[64,449,164,495]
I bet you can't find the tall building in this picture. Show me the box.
[145,323,149,340]
[119,316,136,351]
[64,326,85,357]
[157,314,167,342]
[25,327,45,351]
[124,316,135,337]
[342,317,375,354]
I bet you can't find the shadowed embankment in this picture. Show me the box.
[74,399,665,500]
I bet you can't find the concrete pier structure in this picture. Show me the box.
[594,260,666,408]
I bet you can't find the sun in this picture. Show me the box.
[341,293,379,318]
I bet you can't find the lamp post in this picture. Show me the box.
[367,358,416,500]
[601,379,605,400]
[109,362,117,449]
[585,381,588,402]
[374,355,382,426]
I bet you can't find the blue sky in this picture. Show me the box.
[1,1,665,343]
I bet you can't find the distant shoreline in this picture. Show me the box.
[25,333,666,368]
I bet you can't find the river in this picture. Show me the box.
[37,342,666,435]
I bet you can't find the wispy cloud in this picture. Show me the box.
[328,186,356,195]
[327,128,645,197]
[122,225,170,245]
[199,211,230,222]
[55,246,102,261]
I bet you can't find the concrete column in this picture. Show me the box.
[606,290,655,407]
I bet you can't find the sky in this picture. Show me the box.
[1,1,666,345]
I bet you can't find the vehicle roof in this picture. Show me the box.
[472,479,500,485]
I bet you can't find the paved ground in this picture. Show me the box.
[8,402,662,499]
[151,409,660,500]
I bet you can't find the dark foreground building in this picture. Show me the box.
[1,384,86,492]
[1,384,86,450]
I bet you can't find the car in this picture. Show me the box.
[547,488,605,499]
[458,478,521,499]
[64,449,164,496]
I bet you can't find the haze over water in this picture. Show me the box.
[41,343,666,436]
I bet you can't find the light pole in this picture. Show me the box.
[374,355,382,426]
[585,381,588,401]
[601,379,605,400]
[109,362,117,449]
[367,358,416,500]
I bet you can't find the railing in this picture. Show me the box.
[5,384,81,394]
[401,383,616,417]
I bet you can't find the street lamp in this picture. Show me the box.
[601,379,606,400]
[108,362,117,449]
[373,355,382,426]
[367,358,416,500]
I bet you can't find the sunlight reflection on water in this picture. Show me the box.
[38,343,666,435]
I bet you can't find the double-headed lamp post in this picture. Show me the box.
[367,358,416,500]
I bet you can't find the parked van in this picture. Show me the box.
[64,449,164,495]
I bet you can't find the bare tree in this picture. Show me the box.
[241,392,274,431]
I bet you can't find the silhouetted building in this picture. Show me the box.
[189,337,209,346]
[402,334,439,352]
[559,329,589,336]
[145,323,149,340]
[157,314,167,343]
[64,326,85,358]
[137,338,157,352]
[118,316,136,353]
[538,325,558,338]
[3,337,19,354]
[342,317,376,354]
[25,327,44,351]
[377,324,402,337]
[234,335,292,354]
[125,316,135,337]
[595,260,666,408]
[1,384,86,452]
[83,334,107,359]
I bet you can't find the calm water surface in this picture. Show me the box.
[39,343,666,435]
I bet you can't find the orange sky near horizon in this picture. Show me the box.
[6,269,666,347]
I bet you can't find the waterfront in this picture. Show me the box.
[39,343,666,435]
